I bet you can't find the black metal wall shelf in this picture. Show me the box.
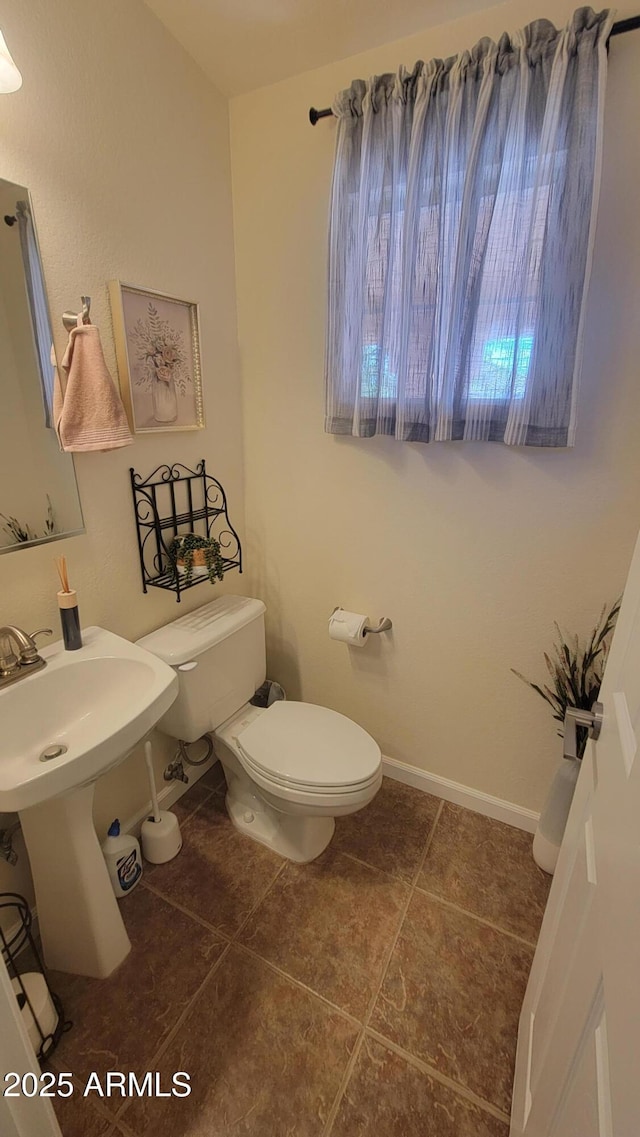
[130,460,242,603]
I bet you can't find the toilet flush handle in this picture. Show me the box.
[177,661,198,672]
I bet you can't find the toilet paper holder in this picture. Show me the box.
[331,608,393,636]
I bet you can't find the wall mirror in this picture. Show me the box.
[0,178,84,552]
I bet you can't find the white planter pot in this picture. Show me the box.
[532,757,581,874]
[177,561,209,579]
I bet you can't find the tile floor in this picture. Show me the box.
[47,765,551,1137]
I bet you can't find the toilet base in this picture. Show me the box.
[225,787,335,863]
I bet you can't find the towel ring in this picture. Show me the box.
[62,296,91,332]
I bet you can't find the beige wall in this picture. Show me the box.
[0,0,243,906]
[230,0,640,812]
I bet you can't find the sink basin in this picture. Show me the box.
[4,627,178,980]
[0,626,178,812]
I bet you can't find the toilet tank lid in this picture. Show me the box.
[136,596,266,666]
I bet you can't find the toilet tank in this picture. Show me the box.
[137,596,267,743]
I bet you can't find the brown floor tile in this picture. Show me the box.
[370,890,532,1114]
[144,793,283,935]
[200,760,226,790]
[170,780,213,825]
[50,886,225,1090]
[51,1084,113,1137]
[122,946,359,1137]
[417,805,551,942]
[332,1035,509,1137]
[332,777,440,881]
[43,788,537,1135]
[238,848,409,1018]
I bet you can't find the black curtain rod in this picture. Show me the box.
[308,14,640,124]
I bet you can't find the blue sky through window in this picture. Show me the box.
[470,334,533,400]
[360,335,533,401]
[361,344,397,399]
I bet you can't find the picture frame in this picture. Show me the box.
[108,281,204,433]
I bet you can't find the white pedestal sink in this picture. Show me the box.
[0,627,178,979]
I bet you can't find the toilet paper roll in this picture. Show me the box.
[328,609,368,647]
[11,972,59,1052]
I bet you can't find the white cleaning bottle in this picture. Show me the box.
[102,819,143,897]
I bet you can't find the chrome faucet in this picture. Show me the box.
[0,626,52,688]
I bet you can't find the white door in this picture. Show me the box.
[511,532,640,1137]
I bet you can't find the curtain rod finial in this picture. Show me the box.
[309,106,333,125]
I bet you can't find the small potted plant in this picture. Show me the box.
[169,533,225,585]
[1,495,58,545]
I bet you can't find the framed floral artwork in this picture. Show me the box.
[108,281,204,433]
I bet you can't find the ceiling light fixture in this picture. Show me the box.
[0,31,22,93]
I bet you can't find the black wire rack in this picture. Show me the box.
[0,893,71,1062]
[130,460,242,603]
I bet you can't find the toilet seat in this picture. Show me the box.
[239,750,381,797]
[235,700,381,792]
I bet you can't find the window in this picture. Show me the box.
[325,10,611,446]
[360,333,533,403]
[473,335,533,401]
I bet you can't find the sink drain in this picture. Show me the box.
[39,744,68,763]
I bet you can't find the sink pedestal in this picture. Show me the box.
[20,783,131,979]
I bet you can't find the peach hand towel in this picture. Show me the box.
[56,323,133,451]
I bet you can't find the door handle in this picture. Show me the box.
[563,702,604,760]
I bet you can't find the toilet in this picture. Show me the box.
[137,596,382,862]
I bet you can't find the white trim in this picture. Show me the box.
[382,755,540,833]
[123,753,539,836]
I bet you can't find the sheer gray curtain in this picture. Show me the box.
[325,7,614,446]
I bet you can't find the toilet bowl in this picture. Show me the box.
[137,595,382,862]
[214,700,382,861]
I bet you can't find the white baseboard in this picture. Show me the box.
[122,751,538,836]
[382,755,540,834]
